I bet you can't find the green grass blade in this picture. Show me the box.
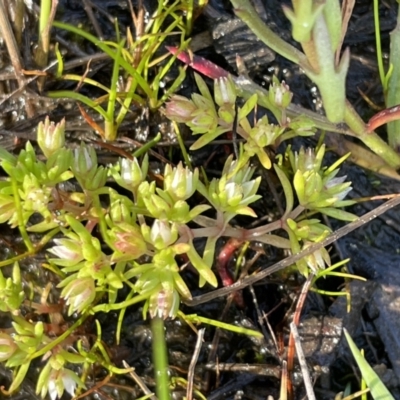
[374,0,386,91]
[132,133,162,158]
[52,21,153,98]
[157,66,186,107]
[61,74,112,93]
[386,6,400,149]
[48,90,109,120]
[172,121,192,169]
[182,313,263,337]
[107,40,124,120]
[55,43,64,78]
[344,329,395,400]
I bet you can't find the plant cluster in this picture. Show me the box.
[49,0,196,141]
[184,0,400,177]
[2,0,399,398]
[0,71,357,398]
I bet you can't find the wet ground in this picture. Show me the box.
[1,0,400,399]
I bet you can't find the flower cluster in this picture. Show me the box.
[0,263,24,312]
[290,145,356,221]
[285,218,332,274]
[164,74,236,150]
[164,73,317,172]
[197,155,261,224]
[0,65,359,398]
[0,140,73,230]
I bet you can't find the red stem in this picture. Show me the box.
[167,46,229,79]
[367,103,400,132]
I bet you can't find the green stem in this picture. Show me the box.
[234,75,348,134]
[344,102,400,168]
[186,0,194,34]
[386,2,400,150]
[172,121,192,169]
[116,289,135,344]
[11,177,33,252]
[0,227,59,267]
[92,194,115,251]
[29,312,88,361]
[151,316,171,400]
[230,0,400,168]
[92,292,149,312]
[39,0,51,34]
[132,132,162,157]
[230,0,308,67]
[373,0,386,90]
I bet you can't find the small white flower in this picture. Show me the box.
[47,368,82,400]
[164,95,196,123]
[324,175,347,189]
[62,369,80,398]
[150,220,177,248]
[73,144,96,175]
[75,147,92,171]
[48,374,58,400]
[164,163,198,201]
[120,157,144,188]
[225,182,240,202]
[324,175,352,201]
[48,239,83,262]
[214,76,236,106]
[61,277,96,315]
[149,289,180,319]
[120,158,133,185]
[37,117,65,158]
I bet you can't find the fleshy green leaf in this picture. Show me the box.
[4,361,31,394]
[274,165,293,217]
[293,170,306,205]
[318,207,358,222]
[187,243,218,288]
[238,93,258,120]
[344,329,395,400]
[190,127,230,151]
[194,73,213,103]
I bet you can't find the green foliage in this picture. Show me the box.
[50,0,191,141]
[3,0,398,397]
[230,0,400,170]
[0,67,359,397]
[0,263,24,312]
[344,329,395,399]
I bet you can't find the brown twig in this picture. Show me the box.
[185,195,400,306]
[280,360,288,400]
[186,328,205,400]
[290,322,317,400]
[35,0,58,92]
[122,360,157,400]
[287,274,314,400]
[335,0,355,66]
[0,0,35,117]
[82,0,104,39]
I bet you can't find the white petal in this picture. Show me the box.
[62,372,78,397]
[48,379,57,400]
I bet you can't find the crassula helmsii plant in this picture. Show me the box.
[0,74,356,398]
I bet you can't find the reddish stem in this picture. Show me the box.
[216,238,245,307]
[286,274,313,400]
[167,46,229,79]
[367,103,400,132]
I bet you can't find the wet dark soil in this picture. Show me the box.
[1,0,400,399]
